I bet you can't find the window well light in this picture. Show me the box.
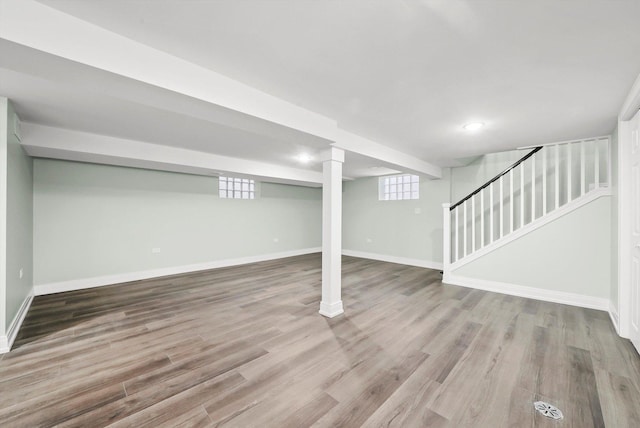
[463,122,485,131]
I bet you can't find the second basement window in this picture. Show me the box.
[379,174,419,200]
[219,176,255,199]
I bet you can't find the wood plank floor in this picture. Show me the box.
[1,254,639,427]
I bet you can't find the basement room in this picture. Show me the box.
[1,0,640,426]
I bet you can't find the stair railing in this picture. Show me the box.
[443,137,610,269]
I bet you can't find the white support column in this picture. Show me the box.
[319,147,344,318]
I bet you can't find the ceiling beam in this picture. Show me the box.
[0,0,337,143]
[334,129,442,179]
[21,124,324,187]
[1,0,443,182]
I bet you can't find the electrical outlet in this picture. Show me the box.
[414,207,422,214]
[19,268,23,279]
[152,248,161,254]
[273,238,279,243]
[366,238,373,243]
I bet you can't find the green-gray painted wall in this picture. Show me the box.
[453,196,611,299]
[2,98,33,331]
[450,151,524,204]
[342,170,450,264]
[33,159,321,285]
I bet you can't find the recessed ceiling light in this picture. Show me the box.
[463,122,485,131]
[297,154,312,163]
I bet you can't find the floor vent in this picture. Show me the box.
[534,401,563,420]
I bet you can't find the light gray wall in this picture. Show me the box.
[450,150,524,204]
[610,125,619,311]
[453,196,611,299]
[1,99,33,330]
[342,170,450,263]
[33,159,321,285]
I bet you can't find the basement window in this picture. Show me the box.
[379,174,419,200]
[219,176,255,199]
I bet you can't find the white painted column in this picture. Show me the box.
[442,203,451,277]
[319,147,344,318]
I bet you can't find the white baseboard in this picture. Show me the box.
[0,288,34,354]
[342,249,443,271]
[443,273,609,311]
[34,247,321,296]
[609,303,620,334]
[319,300,344,318]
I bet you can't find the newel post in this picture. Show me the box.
[442,203,451,279]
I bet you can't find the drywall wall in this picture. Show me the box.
[33,159,321,285]
[4,100,33,329]
[342,169,450,266]
[452,196,611,299]
[450,150,524,204]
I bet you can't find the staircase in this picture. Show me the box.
[442,136,611,271]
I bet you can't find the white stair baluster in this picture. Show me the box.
[580,142,585,196]
[531,152,536,221]
[542,148,547,215]
[555,144,560,209]
[463,201,468,257]
[499,176,504,239]
[520,163,525,228]
[490,182,494,243]
[594,139,600,190]
[509,169,514,233]
[455,208,459,262]
[567,143,572,202]
[471,194,476,253]
[480,188,485,248]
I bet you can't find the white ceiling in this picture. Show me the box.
[33,0,640,166]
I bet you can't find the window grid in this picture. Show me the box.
[379,174,419,201]
[219,176,255,199]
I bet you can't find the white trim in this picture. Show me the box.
[618,119,632,338]
[443,273,609,311]
[0,288,34,354]
[22,124,324,188]
[619,71,640,121]
[609,303,620,335]
[342,249,443,270]
[319,301,344,318]
[517,135,609,150]
[0,1,337,141]
[333,129,441,179]
[34,248,321,296]
[450,188,611,270]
